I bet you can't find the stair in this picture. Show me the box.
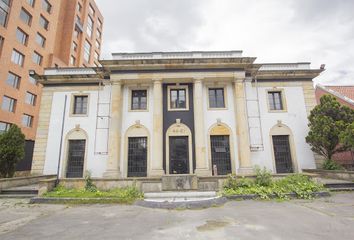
[0,185,38,199]
[144,191,218,203]
[324,183,354,192]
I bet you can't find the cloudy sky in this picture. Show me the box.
[95,0,354,85]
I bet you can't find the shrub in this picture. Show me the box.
[254,166,272,187]
[0,125,25,178]
[84,171,98,192]
[322,159,344,171]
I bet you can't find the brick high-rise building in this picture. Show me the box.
[0,0,103,172]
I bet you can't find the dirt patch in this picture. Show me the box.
[196,220,230,231]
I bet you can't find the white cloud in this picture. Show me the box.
[96,0,354,85]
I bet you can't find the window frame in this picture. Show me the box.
[36,32,46,47]
[11,49,25,66]
[25,91,36,106]
[22,114,33,128]
[0,35,4,56]
[207,87,227,110]
[32,51,43,65]
[39,14,49,30]
[0,2,10,27]
[71,94,89,116]
[70,55,76,65]
[167,85,189,111]
[266,89,287,112]
[129,88,148,111]
[16,28,29,46]
[6,72,21,89]
[86,15,93,38]
[83,39,91,62]
[1,95,16,112]
[26,0,35,7]
[0,121,11,134]
[41,0,51,13]
[19,8,32,26]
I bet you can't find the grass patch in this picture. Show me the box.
[44,185,144,204]
[222,172,327,200]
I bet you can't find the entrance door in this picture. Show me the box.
[272,135,293,173]
[210,135,232,175]
[169,136,189,174]
[66,140,86,178]
[128,137,147,177]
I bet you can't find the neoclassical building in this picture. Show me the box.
[31,51,323,179]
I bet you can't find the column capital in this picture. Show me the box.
[193,77,204,83]
[152,78,163,84]
[233,78,246,84]
[111,79,122,85]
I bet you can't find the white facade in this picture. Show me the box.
[33,51,322,178]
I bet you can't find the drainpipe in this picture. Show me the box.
[56,95,67,187]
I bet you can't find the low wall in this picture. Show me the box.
[0,175,57,190]
[303,169,354,181]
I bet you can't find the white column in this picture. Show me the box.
[150,79,165,176]
[234,77,253,174]
[194,79,211,176]
[104,80,123,178]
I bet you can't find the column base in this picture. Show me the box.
[238,167,254,175]
[194,168,212,177]
[103,169,121,179]
[149,169,165,177]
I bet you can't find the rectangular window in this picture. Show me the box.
[6,72,21,89]
[268,91,284,111]
[11,49,25,66]
[97,19,102,29]
[73,95,88,115]
[96,29,101,39]
[74,28,80,38]
[1,96,16,112]
[95,39,100,49]
[42,0,51,13]
[29,75,37,84]
[131,90,147,110]
[0,36,4,56]
[39,15,49,30]
[87,16,93,38]
[72,41,77,51]
[70,55,76,65]
[94,51,99,61]
[32,51,43,65]
[83,40,91,62]
[36,33,46,47]
[22,114,33,127]
[27,0,35,7]
[170,88,187,109]
[0,121,11,134]
[25,92,36,106]
[0,0,10,27]
[16,28,28,45]
[20,8,32,26]
[88,4,95,16]
[208,88,225,108]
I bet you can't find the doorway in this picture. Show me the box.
[272,135,293,173]
[169,136,189,174]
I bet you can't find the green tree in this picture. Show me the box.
[0,125,25,178]
[340,122,354,150]
[306,95,354,161]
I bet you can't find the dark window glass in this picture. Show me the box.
[27,0,35,7]
[0,3,9,27]
[6,72,21,89]
[32,51,42,65]
[36,33,46,47]
[42,0,51,13]
[170,88,186,109]
[0,36,4,56]
[209,88,225,108]
[131,90,147,110]
[73,96,88,114]
[268,91,284,110]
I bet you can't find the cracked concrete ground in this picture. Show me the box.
[0,193,354,240]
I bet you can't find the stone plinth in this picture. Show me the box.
[162,175,198,191]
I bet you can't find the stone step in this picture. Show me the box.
[144,191,217,202]
[0,194,37,199]
[325,183,354,188]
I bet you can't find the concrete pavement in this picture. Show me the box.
[0,193,354,240]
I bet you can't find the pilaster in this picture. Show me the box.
[193,78,211,176]
[150,79,165,176]
[233,76,253,174]
[104,79,123,178]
